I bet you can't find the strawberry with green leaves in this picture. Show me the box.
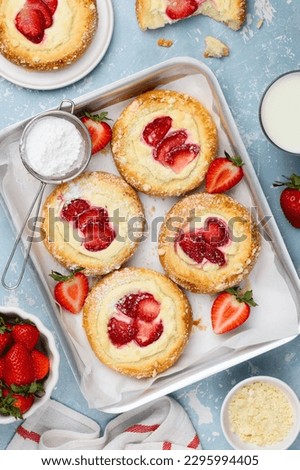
[12,322,40,351]
[205,151,244,194]
[273,174,300,228]
[211,287,257,334]
[3,342,35,387]
[80,112,112,154]
[50,268,89,314]
[0,388,34,419]
[0,317,12,355]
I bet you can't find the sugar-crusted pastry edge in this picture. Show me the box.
[158,192,261,294]
[111,89,218,197]
[83,267,193,378]
[136,0,247,31]
[41,171,145,276]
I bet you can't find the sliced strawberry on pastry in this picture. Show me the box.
[107,317,138,347]
[76,207,109,232]
[143,116,173,147]
[134,318,163,347]
[83,221,116,252]
[27,0,53,28]
[15,7,46,44]
[165,143,200,174]
[61,199,91,223]
[177,230,206,264]
[202,217,229,247]
[135,294,161,322]
[166,0,199,20]
[42,0,58,15]
[204,244,226,266]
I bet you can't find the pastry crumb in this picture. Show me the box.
[193,318,207,331]
[157,38,174,48]
[257,18,264,29]
[204,36,229,58]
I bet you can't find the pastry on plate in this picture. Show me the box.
[0,0,98,71]
[41,171,145,276]
[111,89,218,197]
[136,0,246,31]
[83,267,193,378]
[158,193,261,294]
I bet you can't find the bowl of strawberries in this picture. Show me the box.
[0,306,59,423]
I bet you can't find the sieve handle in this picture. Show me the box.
[1,182,46,290]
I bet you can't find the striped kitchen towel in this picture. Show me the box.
[7,396,201,450]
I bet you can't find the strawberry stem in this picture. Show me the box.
[226,287,257,307]
[84,111,112,122]
[273,174,300,189]
[49,267,84,282]
[224,151,244,167]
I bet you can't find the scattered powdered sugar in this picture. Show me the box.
[25,116,85,178]
[254,0,276,26]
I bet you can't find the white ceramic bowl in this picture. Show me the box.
[0,306,60,424]
[221,376,300,450]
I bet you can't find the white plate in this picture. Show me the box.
[0,0,114,90]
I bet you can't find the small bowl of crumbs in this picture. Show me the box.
[220,376,300,450]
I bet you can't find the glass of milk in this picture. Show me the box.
[259,71,300,154]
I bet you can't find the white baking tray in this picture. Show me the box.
[0,57,299,413]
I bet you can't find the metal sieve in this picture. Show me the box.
[1,99,92,290]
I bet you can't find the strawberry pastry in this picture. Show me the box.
[111,89,218,197]
[0,0,97,70]
[158,193,260,294]
[136,0,247,31]
[83,267,192,378]
[41,172,145,276]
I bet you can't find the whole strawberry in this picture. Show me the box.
[0,317,12,355]
[80,112,112,155]
[273,174,300,228]
[3,343,35,387]
[0,389,34,419]
[12,322,40,351]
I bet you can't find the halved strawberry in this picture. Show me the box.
[61,199,90,223]
[202,218,229,247]
[83,221,116,252]
[116,293,140,318]
[50,269,89,314]
[15,6,45,44]
[143,116,173,147]
[134,319,163,347]
[177,230,206,264]
[27,0,53,28]
[211,287,257,334]
[42,0,58,15]
[107,317,137,347]
[165,143,200,173]
[204,244,226,266]
[31,349,50,380]
[166,0,199,20]
[80,112,112,154]
[205,151,244,194]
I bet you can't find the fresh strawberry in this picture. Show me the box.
[31,350,50,380]
[27,0,53,28]
[134,319,163,347]
[80,112,112,154]
[166,0,199,20]
[116,293,140,318]
[61,199,91,223]
[202,217,229,246]
[273,174,300,228]
[15,6,46,44]
[41,0,58,15]
[135,294,161,322]
[143,116,173,147]
[107,317,137,347]
[165,144,200,173]
[204,244,225,266]
[83,222,116,252]
[3,343,35,387]
[0,317,12,355]
[0,389,34,418]
[12,323,40,351]
[50,269,89,314]
[0,358,4,379]
[205,151,244,194]
[154,130,187,163]
[211,287,257,334]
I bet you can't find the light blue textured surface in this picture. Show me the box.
[0,0,300,450]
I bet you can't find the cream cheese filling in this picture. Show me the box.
[129,108,201,182]
[95,280,178,363]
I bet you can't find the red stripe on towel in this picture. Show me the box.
[187,433,200,449]
[124,423,160,433]
[17,426,40,443]
[162,441,172,450]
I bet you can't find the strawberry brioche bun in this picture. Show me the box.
[0,0,98,70]
[111,89,218,197]
[83,267,193,378]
